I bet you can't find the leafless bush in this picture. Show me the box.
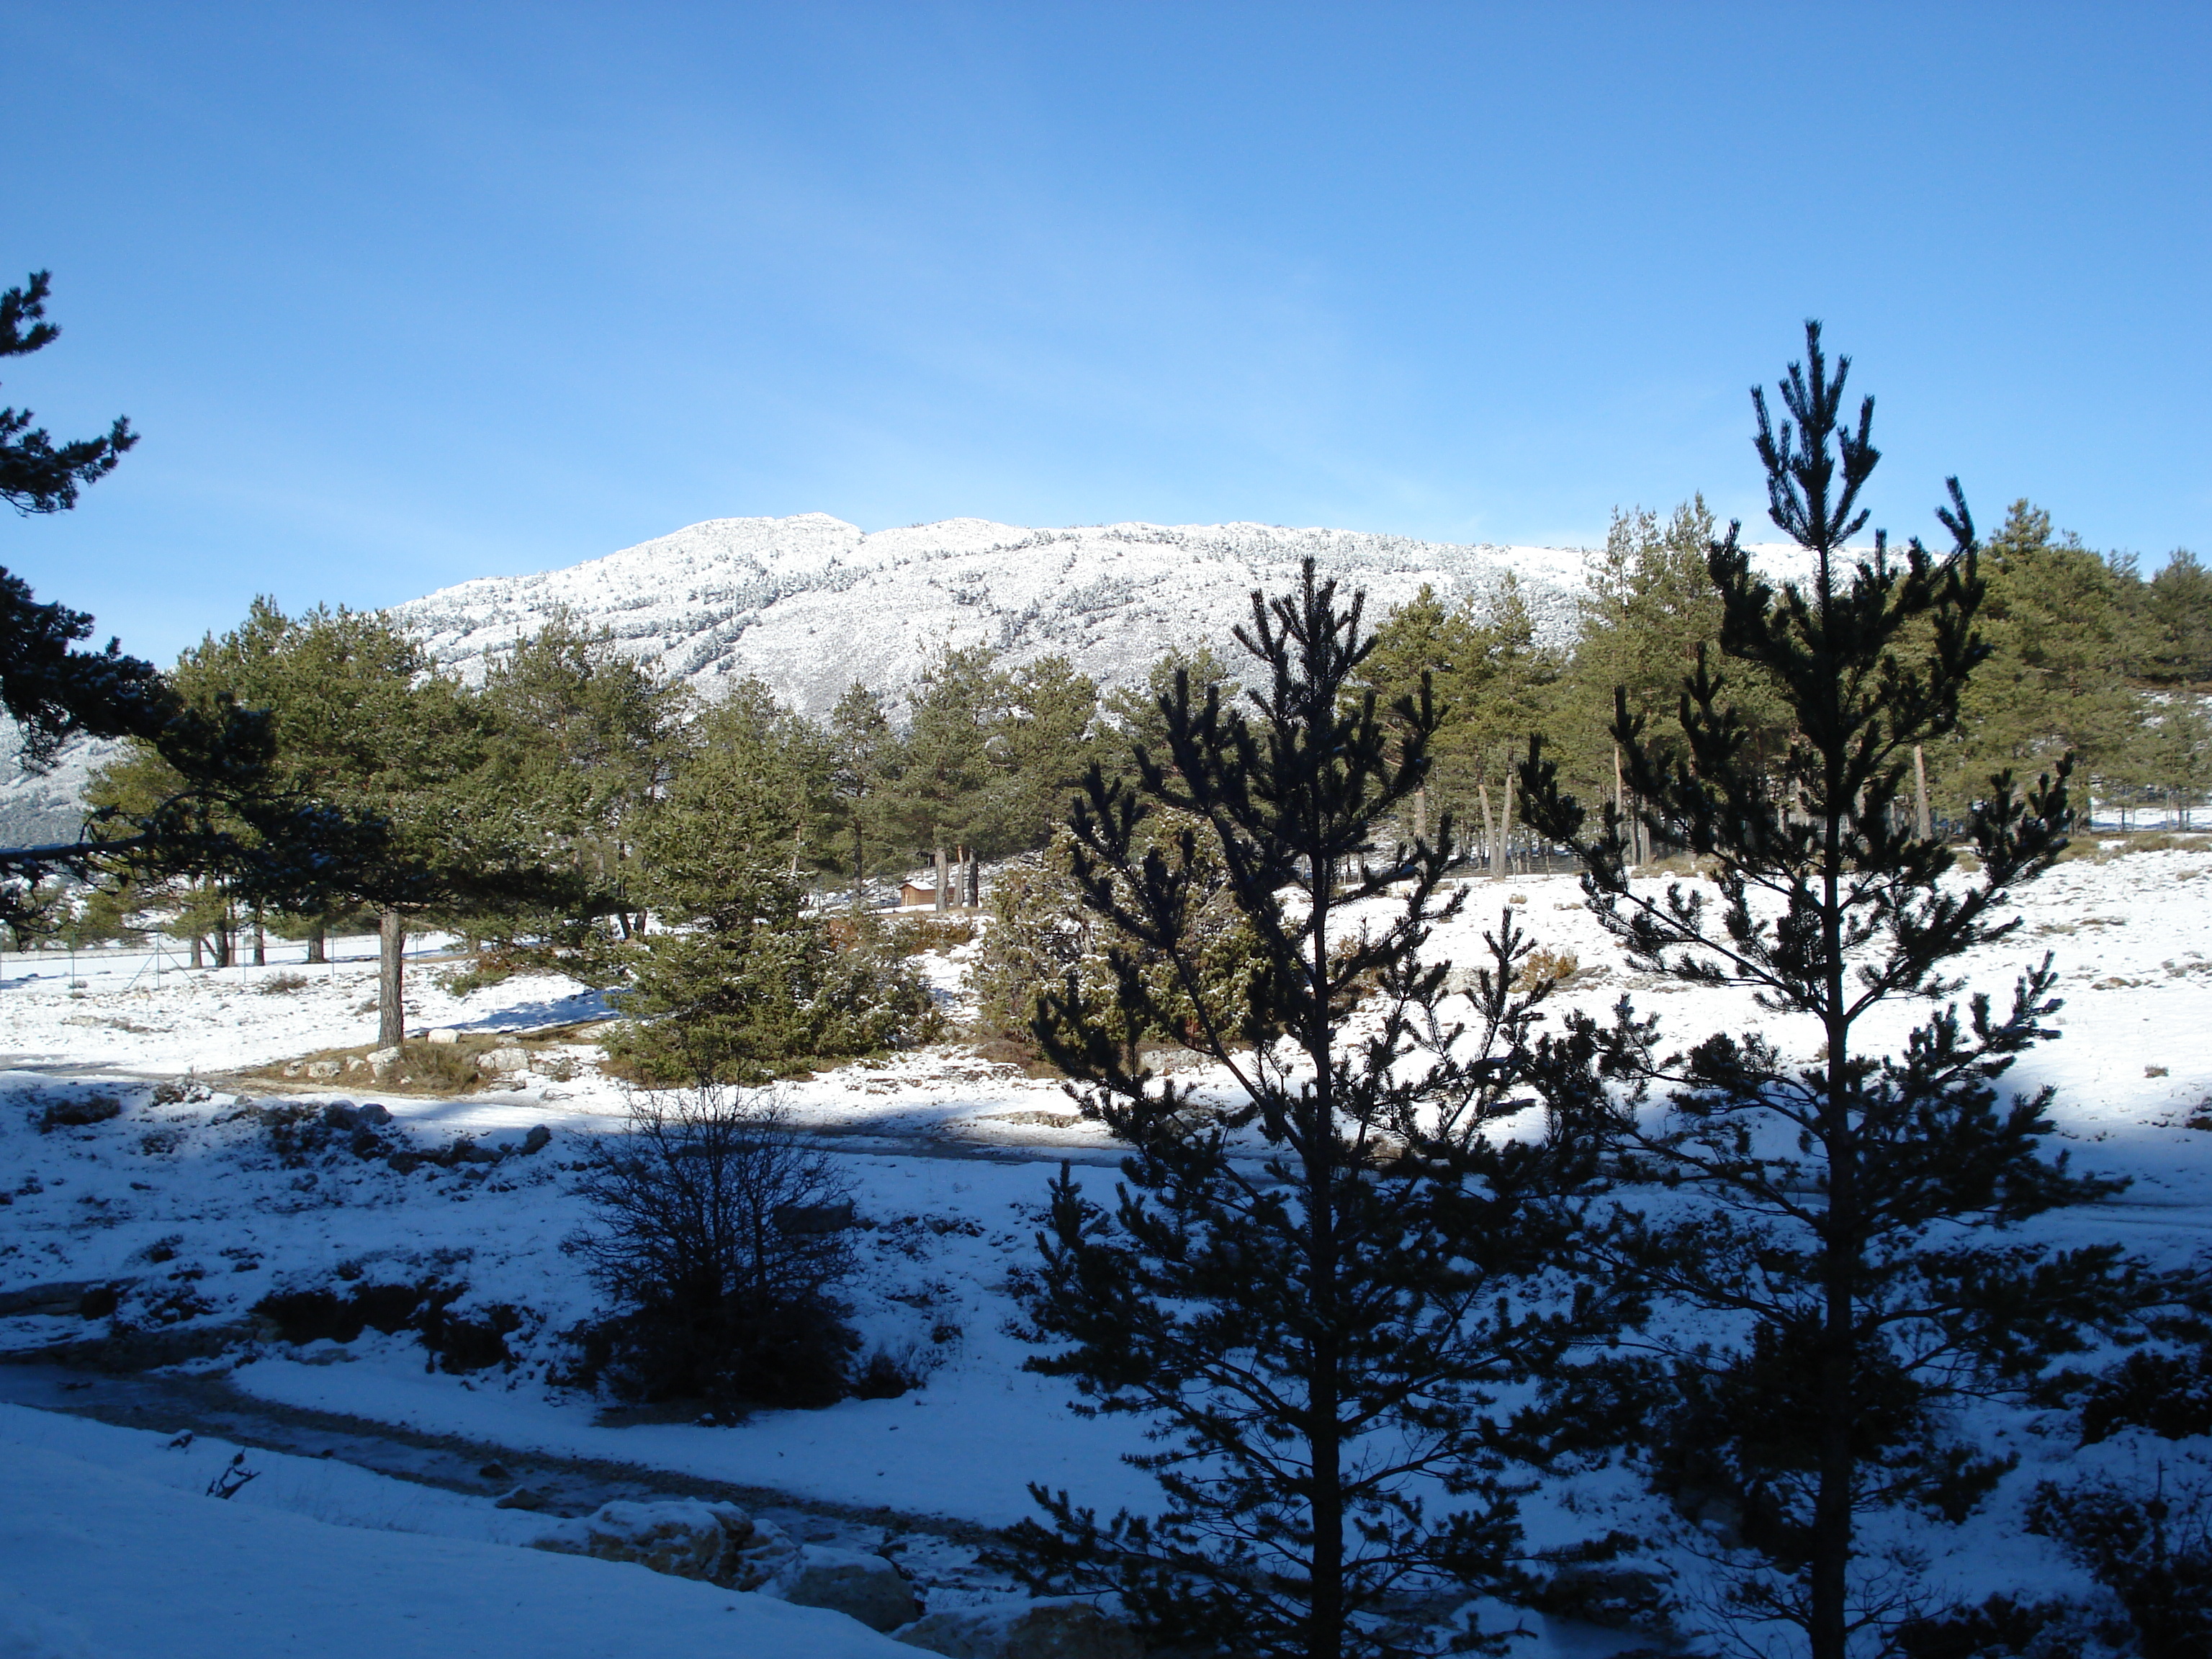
[568,1085,859,1410]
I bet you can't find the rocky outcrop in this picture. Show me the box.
[896,1599,1143,1659]
[536,1499,730,1579]
[531,1498,918,1630]
[0,1280,132,1318]
[718,1511,801,1590]
[775,1547,919,1632]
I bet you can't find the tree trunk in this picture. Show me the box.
[1615,747,1632,867]
[1307,1258,1345,1659]
[1492,773,1514,880]
[1303,844,1346,1659]
[1477,783,1496,873]
[251,912,266,968]
[1809,675,1858,1659]
[189,932,204,970]
[306,923,325,964]
[934,846,948,914]
[212,923,233,970]
[377,909,407,1050]
[1413,785,1427,846]
[1912,744,1932,841]
[966,850,980,908]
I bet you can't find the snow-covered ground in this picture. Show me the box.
[2,845,2210,1653]
[0,1403,912,1659]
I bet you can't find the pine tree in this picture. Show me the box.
[2141,549,2212,686]
[828,680,898,908]
[1359,577,1561,868]
[888,643,1007,902]
[1933,500,2145,817]
[1557,498,1791,805]
[94,601,561,1044]
[1010,561,1620,1659]
[477,614,683,943]
[3,267,162,920]
[610,680,932,1082]
[987,654,1099,855]
[0,271,135,514]
[1519,323,2140,1658]
[1100,642,1241,763]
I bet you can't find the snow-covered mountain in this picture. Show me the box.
[2,515,1596,845]
[390,513,1593,716]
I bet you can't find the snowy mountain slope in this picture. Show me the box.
[3,514,1596,840]
[389,513,1596,716]
[0,723,115,855]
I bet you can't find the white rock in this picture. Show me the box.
[721,1516,801,1591]
[426,1028,460,1046]
[477,1046,532,1076]
[534,1499,728,1581]
[769,1545,918,1632]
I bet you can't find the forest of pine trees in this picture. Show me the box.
[9,467,2202,1078]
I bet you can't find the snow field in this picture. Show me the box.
[0,1405,911,1659]
[0,846,2209,1649]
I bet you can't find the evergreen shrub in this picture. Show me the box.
[604,915,938,1084]
[2026,1477,2212,1657]
[973,822,1264,1056]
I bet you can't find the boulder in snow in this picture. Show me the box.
[773,1547,919,1632]
[0,1280,120,1319]
[718,1513,801,1591]
[364,1046,402,1079]
[535,1499,729,1581]
[426,1028,460,1045]
[477,1046,531,1076]
[895,1599,1142,1659]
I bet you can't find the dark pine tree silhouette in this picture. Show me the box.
[1009,561,1622,1659]
[1,270,136,516]
[2,271,389,933]
[1519,323,2140,1657]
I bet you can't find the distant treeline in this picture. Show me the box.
[23,493,2206,973]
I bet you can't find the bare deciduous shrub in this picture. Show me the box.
[257,971,310,995]
[567,1087,859,1411]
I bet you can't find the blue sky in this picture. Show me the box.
[4,2,2207,663]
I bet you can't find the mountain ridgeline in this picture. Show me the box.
[388,512,1591,717]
